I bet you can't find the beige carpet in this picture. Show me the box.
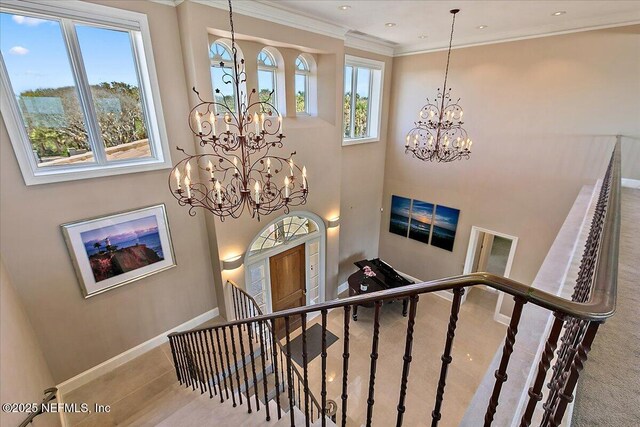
[572,187,640,426]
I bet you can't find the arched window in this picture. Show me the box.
[210,41,237,112]
[295,55,310,114]
[257,49,278,112]
[248,215,318,256]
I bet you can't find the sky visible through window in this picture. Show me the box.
[0,13,139,95]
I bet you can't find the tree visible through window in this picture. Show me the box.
[257,49,277,112]
[210,41,237,113]
[343,57,383,143]
[295,56,309,114]
[0,11,160,168]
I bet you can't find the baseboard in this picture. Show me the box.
[622,178,640,189]
[397,271,454,302]
[57,307,219,395]
[493,312,511,326]
[337,281,349,295]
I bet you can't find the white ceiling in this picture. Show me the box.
[262,0,640,55]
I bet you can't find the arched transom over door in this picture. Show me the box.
[244,213,326,319]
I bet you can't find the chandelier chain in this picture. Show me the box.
[441,10,457,106]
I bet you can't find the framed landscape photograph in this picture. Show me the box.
[62,204,176,298]
[431,204,461,252]
[409,200,434,244]
[389,195,412,237]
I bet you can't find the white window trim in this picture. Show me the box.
[0,0,171,185]
[342,54,384,146]
[257,49,279,116]
[295,56,310,116]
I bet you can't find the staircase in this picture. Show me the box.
[168,142,621,427]
[169,284,336,426]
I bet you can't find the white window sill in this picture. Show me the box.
[342,136,380,146]
[23,158,172,186]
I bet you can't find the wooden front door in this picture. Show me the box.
[270,243,306,337]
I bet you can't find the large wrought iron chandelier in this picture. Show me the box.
[405,9,473,162]
[168,0,308,221]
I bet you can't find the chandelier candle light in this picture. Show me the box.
[405,8,473,163]
[168,0,308,221]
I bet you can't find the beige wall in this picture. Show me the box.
[338,48,393,285]
[0,0,217,383]
[380,25,640,287]
[174,0,346,316]
[1,258,60,427]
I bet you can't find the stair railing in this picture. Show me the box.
[230,280,335,424]
[168,141,620,427]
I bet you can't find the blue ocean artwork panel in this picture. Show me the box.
[431,205,460,252]
[409,200,434,244]
[389,195,412,237]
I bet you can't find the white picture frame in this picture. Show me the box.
[61,204,176,298]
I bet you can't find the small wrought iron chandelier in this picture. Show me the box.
[405,8,473,162]
[168,0,308,221]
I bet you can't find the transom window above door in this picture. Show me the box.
[0,1,171,185]
[249,215,319,256]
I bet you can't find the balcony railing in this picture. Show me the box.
[168,141,620,426]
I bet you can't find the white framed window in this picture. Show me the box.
[295,55,309,115]
[210,40,239,113]
[343,55,384,145]
[0,0,171,185]
[257,49,278,113]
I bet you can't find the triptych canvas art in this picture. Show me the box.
[389,195,460,251]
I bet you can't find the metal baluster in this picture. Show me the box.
[431,288,464,426]
[172,336,187,385]
[208,329,225,403]
[549,322,600,427]
[168,336,182,383]
[519,314,565,427]
[198,331,214,398]
[216,328,231,401]
[236,324,252,413]
[258,320,271,421]
[194,332,208,394]
[484,297,526,426]
[233,286,240,321]
[246,321,260,412]
[223,327,239,407]
[365,301,383,427]
[187,333,200,392]
[542,319,586,425]
[302,314,311,427]
[341,305,351,427]
[285,316,296,426]
[321,309,328,427]
[271,318,283,419]
[177,335,192,388]
[396,294,419,427]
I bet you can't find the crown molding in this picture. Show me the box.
[394,12,640,56]
[345,32,395,57]
[186,0,349,40]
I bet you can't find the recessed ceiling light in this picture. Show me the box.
[477,25,488,29]
[552,11,566,16]
[338,5,351,11]
[385,22,396,27]
[418,35,427,39]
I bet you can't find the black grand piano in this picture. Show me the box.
[347,258,414,320]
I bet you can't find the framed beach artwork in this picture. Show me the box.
[389,195,412,237]
[431,204,461,252]
[62,204,176,298]
[408,200,434,244]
